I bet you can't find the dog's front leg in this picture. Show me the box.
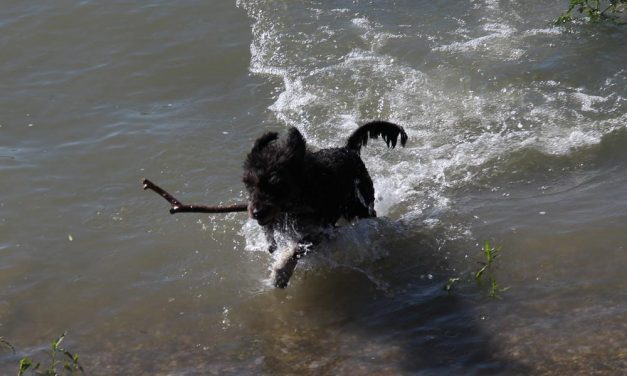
[271,243,310,288]
[271,245,302,289]
[271,246,299,288]
[262,224,277,254]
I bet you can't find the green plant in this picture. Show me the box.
[475,240,501,281]
[556,0,627,24]
[488,277,510,300]
[475,240,509,299]
[442,240,509,298]
[1,337,15,354]
[18,332,83,376]
[444,277,461,295]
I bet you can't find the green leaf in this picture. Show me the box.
[0,337,15,354]
[483,240,490,253]
[489,278,500,299]
[556,14,574,24]
[18,357,32,376]
[52,332,66,351]
[475,264,488,281]
[444,277,460,294]
[63,351,75,361]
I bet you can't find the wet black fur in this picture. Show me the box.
[243,121,408,287]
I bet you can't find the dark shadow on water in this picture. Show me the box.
[234,220,531,375]
[0,220,534,375]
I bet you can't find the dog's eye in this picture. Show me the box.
[242,172,257,186]
[268,175,280,185]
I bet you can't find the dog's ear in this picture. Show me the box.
[244,131,279,171]
[284,127,306,164]
[251,132,279,154]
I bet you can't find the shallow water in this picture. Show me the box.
[1,0,626,374]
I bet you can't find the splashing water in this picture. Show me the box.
[237,0,626,230]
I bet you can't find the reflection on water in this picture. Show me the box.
[1,0,626,374]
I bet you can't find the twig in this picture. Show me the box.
[142,178,248,214]
[0,337,15,354]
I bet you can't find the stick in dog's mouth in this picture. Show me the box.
[142,178,248,214]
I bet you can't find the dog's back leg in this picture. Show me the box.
[347,169,377,219]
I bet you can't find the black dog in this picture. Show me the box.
[243,121,408,287]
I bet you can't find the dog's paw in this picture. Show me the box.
[273,272,290,289]
[270,254,298,288]
[268,243,277,254]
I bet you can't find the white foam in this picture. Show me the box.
[351,17,371,29]
[240,215,402,290]
[572,92,607,112]
[434,23,516,54]
[237,0,624,250]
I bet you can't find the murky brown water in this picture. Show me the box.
[1,1,626,374]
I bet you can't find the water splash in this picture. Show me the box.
[235,0,627,288]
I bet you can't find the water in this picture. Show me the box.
[1,0,626,374]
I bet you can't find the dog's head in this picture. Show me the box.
[242,127,306,225]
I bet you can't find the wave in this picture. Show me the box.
[236,0,626,234]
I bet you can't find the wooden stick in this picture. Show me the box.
[142,178,248,214]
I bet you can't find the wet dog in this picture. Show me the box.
[243,121,407,287]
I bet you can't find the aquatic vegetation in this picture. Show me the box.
[488,277,510,300]
[556,0,627,24]
[442,240,509,299]
[0,337,15,354]
[475,240,501,281]
[444,277,461,295]
[18,332,83,376]
[475,240,510,299]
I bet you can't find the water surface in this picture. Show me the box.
[1,0,626,374]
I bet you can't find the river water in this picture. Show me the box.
[1,1,626,374]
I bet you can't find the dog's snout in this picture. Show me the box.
[252,207,272,220]
[248,203,276,225]
[248,203,264,219]
[251,207,262,219]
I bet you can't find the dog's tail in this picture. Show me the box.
[345,121,408,154]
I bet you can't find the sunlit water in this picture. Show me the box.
[1,1,626,374]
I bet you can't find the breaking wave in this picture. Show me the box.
[235,0,627,270]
